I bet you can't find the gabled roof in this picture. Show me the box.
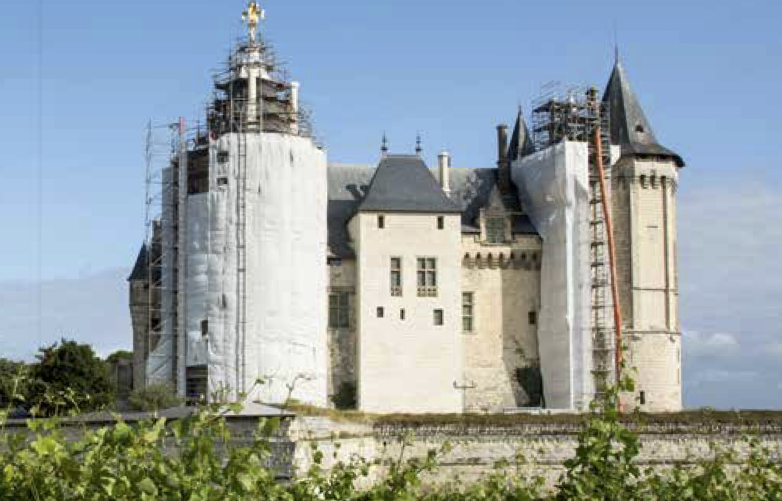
[507,109,535,161]
[326,164,539,257]
[602,60,685,167]
[357,155,462,214]
[128,244,148,282]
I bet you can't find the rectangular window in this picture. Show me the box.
[528,311,537,325]
[377,306,385,318]
[378,215,385,229]
[462,293,474,332]
[639,390,646,406]
[400,309,405,320]
[434,309,444,326]
[417,257,438,297]
[437,216,445,230]
[329,292,351,329]
[485,217,505,243]
[200,319,209,337]
[390,257,402,296]
[327,257,342,267]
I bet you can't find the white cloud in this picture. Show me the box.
[678,177,782,409]
[684,331,739,358]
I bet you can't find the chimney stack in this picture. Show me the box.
[497,124,511,192]
[439,150,451,195]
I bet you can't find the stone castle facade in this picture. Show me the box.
[128,9,684,414]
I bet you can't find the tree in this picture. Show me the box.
[26,339,114,416]
[105,350,133,367]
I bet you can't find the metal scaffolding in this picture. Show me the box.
[530,84,621,399]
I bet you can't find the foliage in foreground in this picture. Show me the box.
[0,380,781,500]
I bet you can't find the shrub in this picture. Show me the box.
[331,381,357,410]
[128,383,182,412]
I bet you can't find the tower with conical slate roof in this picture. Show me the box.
[603,58,684,412]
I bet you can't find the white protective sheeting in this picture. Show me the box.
[184,133,328,407]
[511,141,593,410]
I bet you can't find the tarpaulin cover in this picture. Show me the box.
[175,133,328,406]
[512,141,593,410]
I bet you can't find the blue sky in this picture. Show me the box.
[1,1,780,409]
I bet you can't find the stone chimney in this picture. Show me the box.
[497,124,510,192]
[439,150,451,195]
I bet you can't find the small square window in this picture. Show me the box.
[528,311,537,325]
[217,177,229,186]
[437,216,444,230]
[217,151,230,163]
[377,307,385,318]
[434,309,444,326]
[378,215,385,229]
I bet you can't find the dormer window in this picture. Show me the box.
[485,217,506,244]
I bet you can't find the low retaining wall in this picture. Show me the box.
[5,410,782,486]
[286,414,782,486]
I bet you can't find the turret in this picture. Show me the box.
[603,58,684,412]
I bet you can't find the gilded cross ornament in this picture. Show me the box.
[242,2,265,44]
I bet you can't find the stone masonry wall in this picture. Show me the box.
[612,156,681,412]
[461,234,543,412]
[327,259,358,406]
[289,416,782,488]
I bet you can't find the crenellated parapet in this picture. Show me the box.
[462,250,541,270]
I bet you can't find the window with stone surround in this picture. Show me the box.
[462,292,474,333]
[485,216,506,244]
[417,257,438,297]
[328,291,351,329]
[390,257,402,296]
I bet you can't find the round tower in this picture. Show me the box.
[603,59,685,412]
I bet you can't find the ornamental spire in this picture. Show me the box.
[242,1,266,45]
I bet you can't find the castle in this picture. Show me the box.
[129,3,684,414]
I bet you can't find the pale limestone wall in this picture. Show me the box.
[461,234,543,412]
[352,212,463,413]
[327,259,358,405]
[612,156,681,411]
[288,417,782,488]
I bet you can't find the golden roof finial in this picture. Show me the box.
[242,1,265,45]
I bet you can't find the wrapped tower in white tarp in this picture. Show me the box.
[512,141,594,410]
[184,133,328,405]
[147,15,329,407]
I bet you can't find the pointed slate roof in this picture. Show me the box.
[507,109,535,161]
[357,155,462,213]
[127,244,148,281]
[602,61,684,167]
